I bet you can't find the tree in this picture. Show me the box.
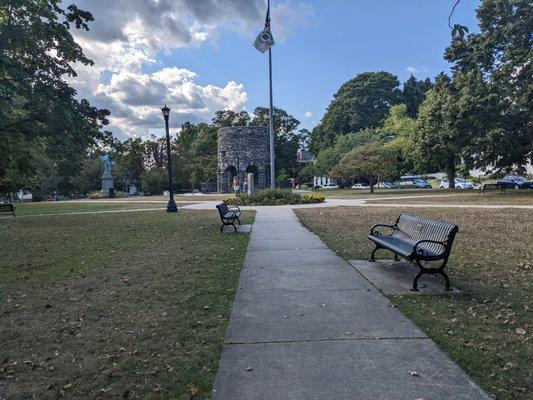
[250,107,303,178]
[444,0,532,173]
[331,142,397,193]
[381,104,419,175]
[172,122,218,190]
[113,137,147,190]
[29,149,61,199]
[310,72,401,153]
[313,128,379,176]
[212,110,250,127]
[139,169,167,195]
[401,75,433,118]
[0,0,111,194]
[70,158,103,194]
[415,75,463,187]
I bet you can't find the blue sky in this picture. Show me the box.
[71,0,480,138]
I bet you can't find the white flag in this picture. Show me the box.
[253,2,275,53]
[254,28,275,53]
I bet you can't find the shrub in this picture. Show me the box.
[88,191,107,199]
[225,189,325,206]
[301,193,325,204]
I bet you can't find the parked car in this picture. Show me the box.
[376,181,399,189]
[320,183,339,189]
[496,175,533,189]
[400,178,432,189]
[439,177,474,189]
[351,183,371,189]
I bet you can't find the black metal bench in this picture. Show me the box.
[479,183,506,194]
[216,203,242,232]
[0,203,16,218]
[368,214,458,291]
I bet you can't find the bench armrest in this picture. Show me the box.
[414,239,447,255]
[227,205,241,211]
[370,224,396,236]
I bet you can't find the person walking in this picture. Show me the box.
[243,176,248,194]
[232,176,240,196]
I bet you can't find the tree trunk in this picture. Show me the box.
[370,179,375,194]
[445,159,456,189]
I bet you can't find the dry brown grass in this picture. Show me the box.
[296,206,532,400]
[366,191,533,205]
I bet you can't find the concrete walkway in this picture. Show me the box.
[213,207,490,400]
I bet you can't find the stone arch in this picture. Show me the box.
[220,165,237,193]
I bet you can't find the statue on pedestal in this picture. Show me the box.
[100,153,115,196]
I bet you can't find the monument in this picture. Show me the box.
[217,126,270,193]
[100,153,115,197]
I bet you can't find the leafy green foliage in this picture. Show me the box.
[382,104,420,175]
[313,129,379,176]
[225,189,324,206]
[331,142,397,192]
[0,0,111,194]
[212,110,251,127]
[401,75,433,118]
[139,168,167,195]
[309,72,401,153]
[444,0,533,173]
[70,158,103,194]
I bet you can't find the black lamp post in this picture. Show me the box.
[161,105,178,213]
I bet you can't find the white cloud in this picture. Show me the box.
[406,66,430,75]
[92,68,248,138]
[304,111,313,118]
[65,0,313,139]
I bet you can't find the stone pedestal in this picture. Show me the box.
[101,172,114,196]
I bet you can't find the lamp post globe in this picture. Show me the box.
[161,104,178,213]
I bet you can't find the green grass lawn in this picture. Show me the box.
[0,209,254,399]
[9,201,167,216]
[295,206,532,400]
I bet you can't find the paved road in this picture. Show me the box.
[212,207,491,400]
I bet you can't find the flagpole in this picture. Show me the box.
[268,46,275,189]
[267,0,275,189]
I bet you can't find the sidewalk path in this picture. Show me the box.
[213,207,490,400]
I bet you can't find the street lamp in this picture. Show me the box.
[161,105,178,213]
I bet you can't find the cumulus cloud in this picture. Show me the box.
[303,111,313,118]
[92,67,248,137]
[64,0,313,139]
[406,65,430,75]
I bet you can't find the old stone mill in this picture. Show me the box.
[217,126,271,193]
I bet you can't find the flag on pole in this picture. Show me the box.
[253,2,275,53]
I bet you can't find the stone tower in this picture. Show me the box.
[217,126,270,193]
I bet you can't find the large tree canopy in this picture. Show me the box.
[445,0,532,173]
[401,75,433,118]
[0,0,111,194]
[309,71,401,154]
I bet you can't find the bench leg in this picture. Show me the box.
[438,270,452,291]
[411,259,453,291]
[369,245,380,262]
[410,270,424,292]
[236,217,241,225]
[394,253,399,261]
